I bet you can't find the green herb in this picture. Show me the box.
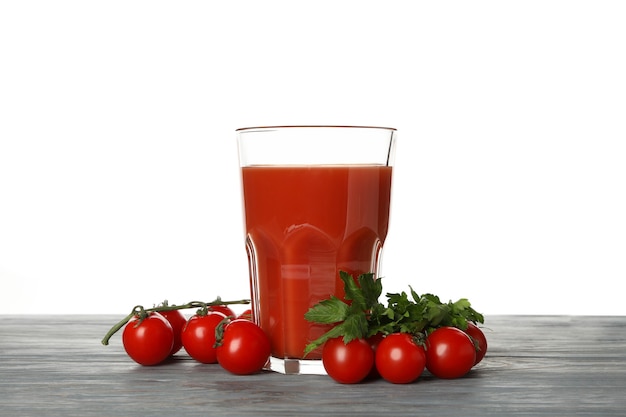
[303,271,484,356]
[303,272,380,356]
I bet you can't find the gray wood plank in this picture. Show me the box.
[1,315,625,416]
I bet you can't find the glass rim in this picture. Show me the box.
[235,125,397,132]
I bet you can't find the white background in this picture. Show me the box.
[1,1,624,316]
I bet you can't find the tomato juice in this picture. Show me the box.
[241,164,392,359]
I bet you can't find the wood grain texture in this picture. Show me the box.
[1,315,625,416]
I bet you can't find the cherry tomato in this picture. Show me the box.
[375,333,426,384]
[208,305,236,318]
[238,309,253,321]
[122,312,174,366]
[322,337,374,384]
[425,326,476,379]
[366,333,384,380]
[464,322,488,365]
[182,311,227,364]
[159,309,187,356]
[216,319,271,375]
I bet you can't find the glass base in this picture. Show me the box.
[265,356,327,375]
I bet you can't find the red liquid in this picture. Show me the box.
[241,165,392,359]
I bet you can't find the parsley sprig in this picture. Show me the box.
[304,271,484,356]
[303,271,380,356]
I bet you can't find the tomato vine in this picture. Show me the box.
[101,297,250,346]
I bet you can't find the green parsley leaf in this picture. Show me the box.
[358,272,381,309]
[340,312,369,344]
[303,324,345,357]
[339,271,367,311]
[304,296,349,324]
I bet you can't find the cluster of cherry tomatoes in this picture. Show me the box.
[120,305,271,375]
[322,322,488,384]
[112,301,487,385]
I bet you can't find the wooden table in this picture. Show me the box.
[1,315,625,416]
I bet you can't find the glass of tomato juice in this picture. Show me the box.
[236,126,396,374]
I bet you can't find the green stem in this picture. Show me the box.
[101,311,136,346]
[100,298,250,346]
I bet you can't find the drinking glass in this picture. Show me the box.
[237,125,396,374]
